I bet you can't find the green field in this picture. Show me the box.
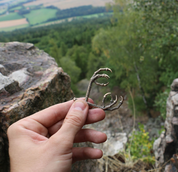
[0,8,7,14]
[0,23,29,32]
[0,12,23,21]
[24,8,57,25]
[10,6,23,11]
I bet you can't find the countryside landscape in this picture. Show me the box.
[0,0,112,31]
[1,0,178,171]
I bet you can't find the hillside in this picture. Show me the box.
[0,0,112,31]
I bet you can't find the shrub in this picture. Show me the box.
[126,123,155,164]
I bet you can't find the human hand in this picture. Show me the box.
[7,98,107,172]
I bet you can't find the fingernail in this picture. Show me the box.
[74,101,86,111]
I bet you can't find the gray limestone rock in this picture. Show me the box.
[0,73,21,95]
[154,78,178,171]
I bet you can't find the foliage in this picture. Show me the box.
[126,124,155,164]
[59,56,81,95]
[55,5,108,20]
[0,0,176,117]
[92,0,159,114]
[49,39,61,64]
[133,0,178,79]
[0,17,112,95]
[91,0,178,115]
[66,45,89,79]
[154,88,170,120]
[60,57,81,84]
[87,52,107,79]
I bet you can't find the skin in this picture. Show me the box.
[7,98,107,172]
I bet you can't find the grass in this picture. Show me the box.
[24,8,57,25]
[10,6,23,11]
[0,12,23,21]
[0,24,29,32]
[0,8,7,15]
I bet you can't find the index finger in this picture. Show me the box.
[30,98,94,128]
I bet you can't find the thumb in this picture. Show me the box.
[50,100,89,150]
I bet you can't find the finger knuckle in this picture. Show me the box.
[65,114,83,128]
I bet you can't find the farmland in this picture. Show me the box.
[23,0,112,9]
[0,23,28,31]
[0,18,28,28]
[24,8,58,25]
[0,12,22,21]
[0,0,112,31]
[0,8,6,14]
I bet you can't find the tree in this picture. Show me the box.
[66,45,89,79]
[92,0,159,115]
[59,56,81,95]
[92,0,178,116]
[87,52,107,79]
[59,42,67,56]
[133,0,178,118]
[133,0,178,85]
[49,39,61,65]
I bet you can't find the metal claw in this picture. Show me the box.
[102,92,112,106]
[95,81,109,87]
[94,68,112,75]
[106,96,124,111]
[85,68,124,111]
[101,93,118,110]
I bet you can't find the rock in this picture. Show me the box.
[8,68,31,87]
[93,132,127,156]
[0,42,74,172]
[153,78,178,171]
[0,64,9,75]
[0,73,21,95]
[74,79,128,172]
[171,79,178,91]
[72,132,127,172]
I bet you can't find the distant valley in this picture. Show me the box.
[0,0,112,31]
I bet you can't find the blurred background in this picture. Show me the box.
[1,0,178,169]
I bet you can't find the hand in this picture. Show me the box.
[7,98,107,172]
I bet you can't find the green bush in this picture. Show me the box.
[126,124,155,164]
[154,88,170,120]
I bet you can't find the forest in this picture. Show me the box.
[1,0,178,166]
[1,0,178,119]
[0,16,112,92]
[1,0,178,116]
